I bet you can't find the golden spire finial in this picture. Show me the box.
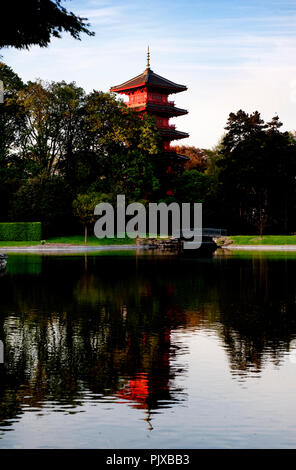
[147,46,150,69]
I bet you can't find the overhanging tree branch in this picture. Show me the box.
[0,0,95,50]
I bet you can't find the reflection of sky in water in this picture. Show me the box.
[0,252,296,448]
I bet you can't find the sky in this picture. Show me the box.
[2,0,296,148]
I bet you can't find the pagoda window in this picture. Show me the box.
[148,92,168,104]
[155,117,169,128]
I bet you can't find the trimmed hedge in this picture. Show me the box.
[0,222,42,241]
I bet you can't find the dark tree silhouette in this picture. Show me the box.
[0,0,94,50]
[216,110,296,234]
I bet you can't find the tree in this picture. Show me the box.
[73,192,110,244]
[16,80,86,177]
[0,1,94,50]
[58,90,161,199]
[173,145,207,172]
[79,92,161,200]
[263,123,296,234]
[175,169,211,204]
[108,115,161,200]
[11,174,73,235]
[0,62,25,163]
[0,62,25,220]
[216,110,296,234]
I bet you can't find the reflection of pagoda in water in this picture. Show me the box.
[116,325,173,421]
[110,48,189,189]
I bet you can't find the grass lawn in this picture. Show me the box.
[228,235,296,245]
[47,235,135,245]
[0,235,136,247]
[0,240,41,247]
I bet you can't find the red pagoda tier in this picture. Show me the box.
[110,49,189,161]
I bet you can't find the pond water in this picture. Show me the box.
[0,250,296,449]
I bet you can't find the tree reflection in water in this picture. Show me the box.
[0,252,295,430]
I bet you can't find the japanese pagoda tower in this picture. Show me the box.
[110,48,189,163]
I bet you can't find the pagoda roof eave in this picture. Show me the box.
[110,68,187,94]
[110,82,146,93]
[159,129,189,140]
[130,104,188,117]
[163,152,190,161]
[110,84,187,94]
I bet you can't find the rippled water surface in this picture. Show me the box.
[0,250,296,448]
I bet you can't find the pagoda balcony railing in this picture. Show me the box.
[128,102,145,107]
[129,99,176,107]
[147,98,176,106]
[159,124,176,130]
[149,99,175,106]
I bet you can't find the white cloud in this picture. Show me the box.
[78,6,126,25]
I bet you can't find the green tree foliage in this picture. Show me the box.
[215,110,296,234]
[16,80,86,177]
[175,169,211,204]
[13,83,161,200]
[0,62,26,220]
[11,175,73,235]
[0,1,94,50]
[0,62,25,165]
[73,192,110,243]
[79,91,161,199]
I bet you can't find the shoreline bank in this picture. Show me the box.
[223,245,296,251]
[0,244,140,253]
[2,242,296,254]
